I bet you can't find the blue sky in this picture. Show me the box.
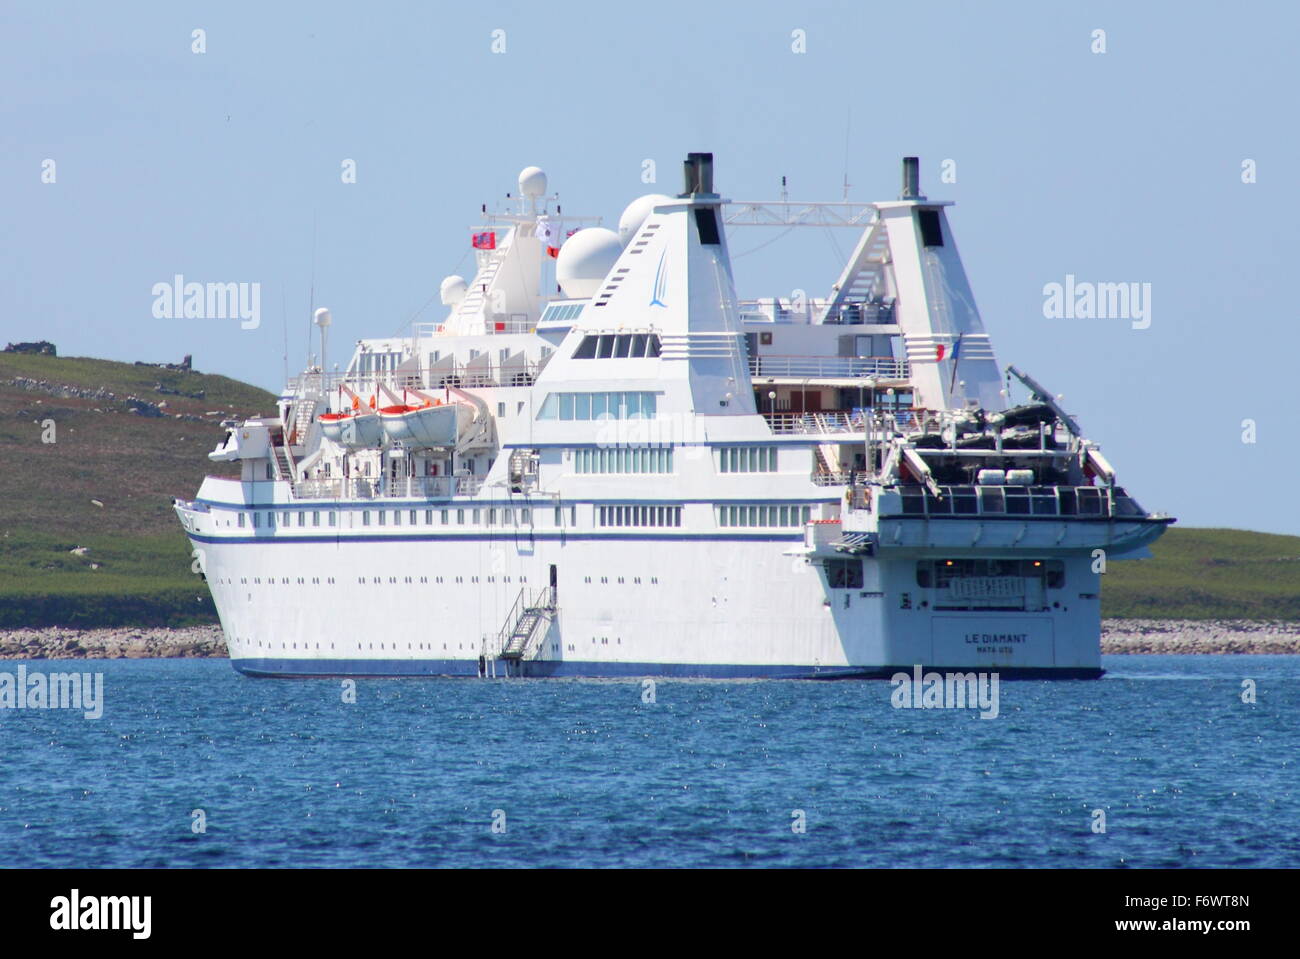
[4,1,1297,534]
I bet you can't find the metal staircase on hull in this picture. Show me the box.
[272,444,295,481]
[498,586,556,661]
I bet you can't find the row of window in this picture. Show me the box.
[716,505,813,528]
[571,333,663,360]
[916,559,1066,589]
[574,447,673,474]
[717,446,778,473]
[536,391,659,421]
[238,507,572,529]
[596,505,683,528]
[229,502,815,531]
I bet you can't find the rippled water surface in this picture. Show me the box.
[0,656,1295,867]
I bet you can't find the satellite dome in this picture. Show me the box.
[439,275,468,306]
[518,166,548,198]
[618,193,674,246]
[556,228,622,299]
[313,307,332,327]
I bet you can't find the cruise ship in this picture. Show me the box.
[174,154,1173,678]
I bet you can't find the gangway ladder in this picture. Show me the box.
[272,443,296,482]
[498,586,557,661]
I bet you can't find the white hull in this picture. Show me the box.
[181,486,1112,679]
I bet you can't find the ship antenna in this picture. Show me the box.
[306,210,318,371]
[281,290,289,382]
[841,108,851,200]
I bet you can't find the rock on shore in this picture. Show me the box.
[0,620,1297,659]
[1101,619,1300,654]
[0,626,226,659]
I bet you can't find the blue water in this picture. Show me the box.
[0,656,1296,868]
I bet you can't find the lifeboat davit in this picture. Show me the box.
[378,401,468,447]
[319,410,384,448]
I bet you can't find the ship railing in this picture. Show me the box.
[737,299,896,326]
[763,411,877,435]
[290,475,486,500]
[748,355,909,380]
[884,484,1148,520]
[812,470,853,487]
[285,362,545,399]
[292,478,344,499]
[381,476,457,499]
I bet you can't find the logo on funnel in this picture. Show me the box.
[649,250,669,308]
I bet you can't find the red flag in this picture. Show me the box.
[935,344,946,361]
[472,231,496,250]
[547,246,560,258]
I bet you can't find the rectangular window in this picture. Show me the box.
[312,511,320,527]
[329,512,336,526]
[457,509,465,524]
[363,511,371,526]
[439,510,447,524]
[378,511,386,526]
[718,446,777,473]
[238,512,246,528]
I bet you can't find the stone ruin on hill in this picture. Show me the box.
[4,340,57,356]
[135,354,193,372]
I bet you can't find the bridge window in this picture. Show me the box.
[571,333,662,359]
[538,391,660,420]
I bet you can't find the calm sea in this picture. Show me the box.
[0,656,1295,868]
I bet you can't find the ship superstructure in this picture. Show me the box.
[175,155,1172,678]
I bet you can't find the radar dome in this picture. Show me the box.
[618,193,674,246]
[556,228,622,299]
[518,166,548,198]
[439,275,468,306]
[313,307,332,327]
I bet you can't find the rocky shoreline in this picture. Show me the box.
[1,620,1298,659]
[0,625,227,659]
[1100,619,1300,654]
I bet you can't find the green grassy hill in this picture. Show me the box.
[0,352,277,627]
[1103,527,1300,620]
[1,352,1297,627]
